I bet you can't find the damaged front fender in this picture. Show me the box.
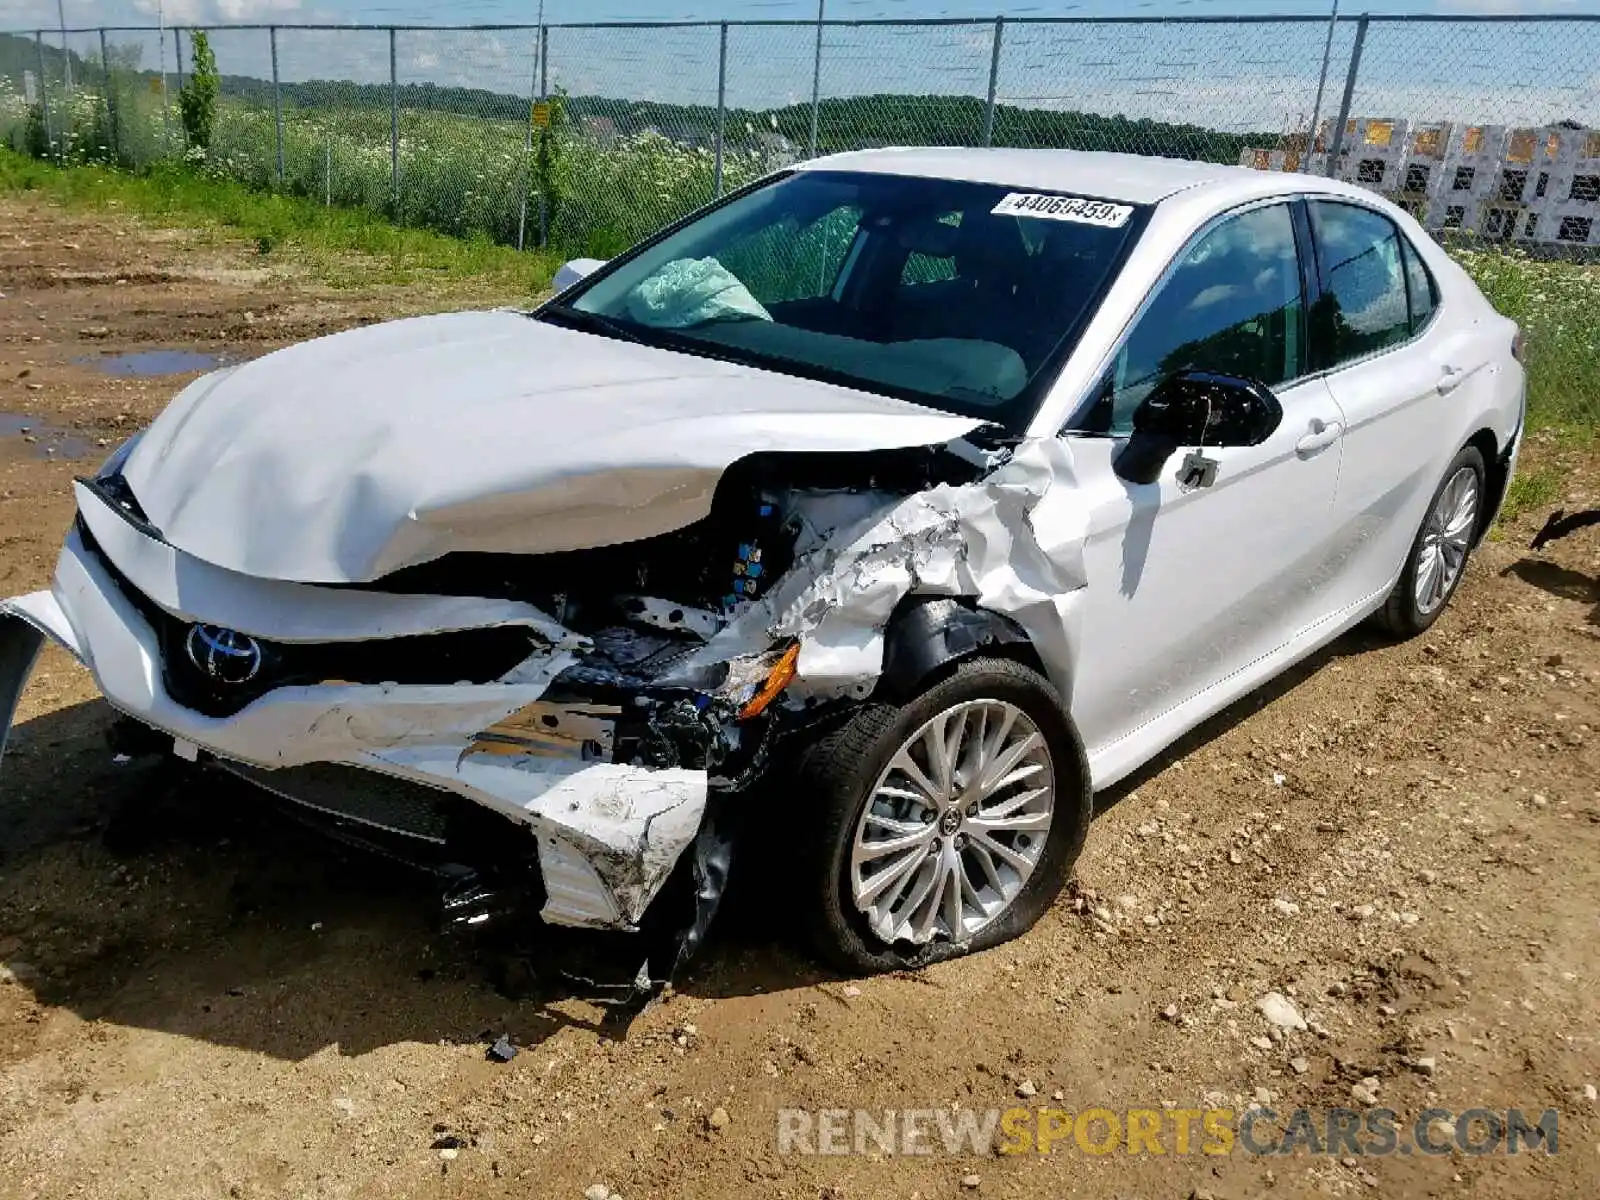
[670,437,1087,706]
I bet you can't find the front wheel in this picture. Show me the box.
[1373,445,1486,638]
[797,657,1091,974]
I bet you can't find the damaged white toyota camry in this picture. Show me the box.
[0,149,1524,976]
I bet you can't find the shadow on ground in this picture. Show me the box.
[0,620,1397,1062]
[1503,556,1600,624]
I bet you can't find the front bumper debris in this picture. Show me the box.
[0,517,709,933]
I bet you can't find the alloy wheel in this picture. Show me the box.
[848,699,1056,946]
[1414,466,1480,616]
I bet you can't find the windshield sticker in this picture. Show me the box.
[991,193,1134,228]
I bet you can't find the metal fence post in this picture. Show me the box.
[714,22,728,196]
[1324,13,1368,178]
[157,17,170,152]
[538,23,550,248]
[174,28,185,96]
[1307,0,1340,163]
[982,16,1004,147]
[270,27,284,186]
[808,0,823,156]
[99,26,118,164]
[35,31,52,163]
[389,27,400,210]
[59,3,72,99]
[517,30,539,251]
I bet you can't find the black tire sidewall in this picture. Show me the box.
[803,657,1091,974]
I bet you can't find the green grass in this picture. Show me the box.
[1497,465,1566,527]
[1455,248,1600,439]
[0,147,559,297]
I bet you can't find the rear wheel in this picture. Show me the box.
[798,657,1091,974]
[1373,445,1485,638]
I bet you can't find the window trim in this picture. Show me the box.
[1399,231,1440,337]
[1061,196,1313,434]
[1303,196,1440,376]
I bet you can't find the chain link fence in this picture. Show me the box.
[3,14,1599,263]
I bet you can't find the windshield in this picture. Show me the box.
[547,170,1146,428]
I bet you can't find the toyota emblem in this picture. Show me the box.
[185,624,264,685]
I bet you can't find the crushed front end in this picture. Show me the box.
[3,433,1075,977]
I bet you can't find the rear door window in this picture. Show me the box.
[1308,201,1413,368]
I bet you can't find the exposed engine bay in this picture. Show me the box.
[352,444,995,781]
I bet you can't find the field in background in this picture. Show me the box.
[3,144,1596,444]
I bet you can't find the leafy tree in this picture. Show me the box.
[178,31,219,150]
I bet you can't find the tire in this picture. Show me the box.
[1372,445,1486,639]
[796,656,1092,974]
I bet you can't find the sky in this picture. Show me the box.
[6,1,1599,141]
[3,1,1599,31]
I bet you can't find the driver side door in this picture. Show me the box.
[1065,200,1349,784]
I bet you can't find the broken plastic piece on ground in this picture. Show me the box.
[486,1034,518,1063]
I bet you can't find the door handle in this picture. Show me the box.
[1436,365,1466,394]
[1295,418,1343,456]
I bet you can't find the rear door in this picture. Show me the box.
[1065,200,1349,765]
[1305,200,1481,612]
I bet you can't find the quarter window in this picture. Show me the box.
[1309,201,1413,368]
[1401,236,1437,334]
[1090,203,1303,433]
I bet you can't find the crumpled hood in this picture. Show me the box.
[121,310,986,583]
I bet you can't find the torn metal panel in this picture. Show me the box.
[614,596,720,641]
[468,700,620,762]
[119,311,986,583]
[670,438,1088,703]
[363,748,707,928]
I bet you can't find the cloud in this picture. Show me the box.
[132,0,304,22]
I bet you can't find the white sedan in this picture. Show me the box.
[0,149,1523,975]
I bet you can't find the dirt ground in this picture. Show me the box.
[1,193,1598,1200]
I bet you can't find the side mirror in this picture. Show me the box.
[1113,370,1284,486]
[552,257,607,293]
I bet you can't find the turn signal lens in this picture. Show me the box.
[738,643,801,720]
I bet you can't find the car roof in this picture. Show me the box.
[799,147,1277,206]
